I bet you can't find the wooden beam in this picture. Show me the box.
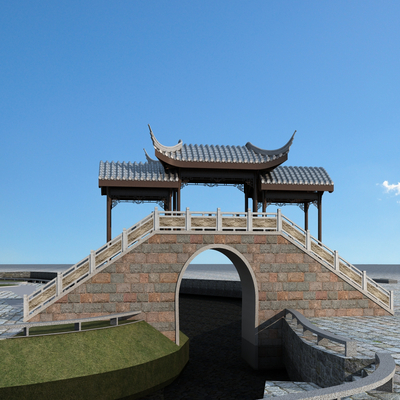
[264,191,319,202]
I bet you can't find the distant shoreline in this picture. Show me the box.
[1,263,399,274]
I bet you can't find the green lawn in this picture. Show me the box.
[0,321,189,400]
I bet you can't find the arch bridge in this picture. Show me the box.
[25,209,393,369]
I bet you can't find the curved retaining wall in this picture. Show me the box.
[281,311,395,399]
[282,316,373,387]
[0,321,189,400]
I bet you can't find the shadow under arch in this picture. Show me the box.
[175,244,259,369]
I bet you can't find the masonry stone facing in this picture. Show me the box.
[29,232,390,369]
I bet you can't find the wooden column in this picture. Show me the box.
[304,202,309,231]
[173,189,177,211]
[245,184,249,211]
[253,176,258,212]
[168,189,172,211]
[318,192,323,242]
[262,191,267,213]
[177,186,181,211]
[107,195,112,242]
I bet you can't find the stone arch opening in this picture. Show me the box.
[175,244,259,369]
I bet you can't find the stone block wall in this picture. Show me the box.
[29,232,390,363]
[282,317,374,387]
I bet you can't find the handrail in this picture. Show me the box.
[7,311,140,337]
[285,309,357,357]
[24,208,393,321]
[260,352,395,400]
[279,213,392,310]
[25,212,155,321]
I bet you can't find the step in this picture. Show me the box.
[263,381,321,398]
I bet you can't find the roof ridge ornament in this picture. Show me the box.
[148,124,183,153]
[245,130,296,157]
[143,148,158,163]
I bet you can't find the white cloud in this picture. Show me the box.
[382,181,400,196]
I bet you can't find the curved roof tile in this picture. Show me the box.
[261,166,333,186]
[149,127,295,165]
[99,160,179,182]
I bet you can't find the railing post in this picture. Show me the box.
[122,228,128,252]
[345,341,357,357]
[334,250,339,271]
[185,207,191,231]
[306,230,311,251]
[23,294,28,320]
[56,272,62,296]
[247,208,252,231]
[277,209,282,232]
[217,208,222,231]
[362,270,367,291]
[154,207,159,230]
[390,290,394,311]
[90,250,96,274]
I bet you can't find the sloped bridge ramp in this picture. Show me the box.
[24,208,393,369]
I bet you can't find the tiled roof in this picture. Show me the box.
[158,143,284,164]
[99,161,179,182]
[149,126,295,165]
[261,166,333,186]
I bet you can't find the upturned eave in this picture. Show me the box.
[155,149,288,170]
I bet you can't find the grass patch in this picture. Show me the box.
[0,283,18,286]
[0,322,189,399]
[0,321,187,387]
[15,319,133,336]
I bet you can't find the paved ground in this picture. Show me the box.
[306,278,400,399]
[2,277,400,399]
[0,286,29,339]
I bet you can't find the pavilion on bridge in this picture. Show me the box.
[99,126,334,242]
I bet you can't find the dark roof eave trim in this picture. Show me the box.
[155,150,287,170]
[261,183,334,192]
[99,179,181,188]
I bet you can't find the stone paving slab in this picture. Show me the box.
[263,381,320,397]
[0,284,42,339]
[262,381,400,399]
[261,381,400,399]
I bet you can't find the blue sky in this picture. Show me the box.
[1,1,399,265]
